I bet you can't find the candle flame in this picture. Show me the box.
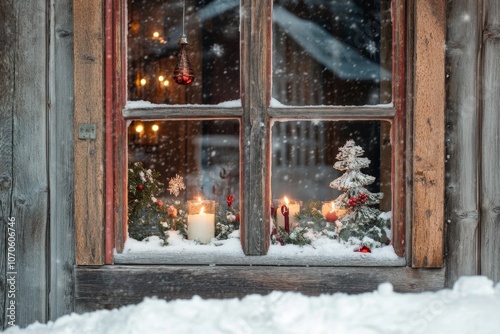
[200,207,205,214]
[330,201,335,212]
[284,196,289,206]
[197,196,202,202]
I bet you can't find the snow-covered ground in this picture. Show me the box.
[5,276,500,334]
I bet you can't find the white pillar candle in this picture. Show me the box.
[275,197,301,230]
[187,199,215,244]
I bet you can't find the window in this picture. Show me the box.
[74,0,446,270]
[107,0,406,264]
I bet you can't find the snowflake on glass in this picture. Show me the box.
[167,174,186,197]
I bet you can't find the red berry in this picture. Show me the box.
[137,184,144,190]
[157,200,163,206]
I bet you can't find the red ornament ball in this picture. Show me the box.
[325,211,338,222]
[355,245,372,253]
[137,184,144,190]
[157,200,163,207]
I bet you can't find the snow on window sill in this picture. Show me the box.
[114,231,405,267]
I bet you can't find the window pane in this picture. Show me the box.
[129,119,240,202]
[272,0,392,106]
[127,0,240,104]
[271,121,392,248]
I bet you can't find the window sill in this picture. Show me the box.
[114,249,406,267]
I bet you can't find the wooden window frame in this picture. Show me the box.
[74,0,445,276]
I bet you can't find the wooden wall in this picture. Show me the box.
[0,0,75,329]
[445,0,500,285]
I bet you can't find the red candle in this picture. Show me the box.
[281,204,290,233]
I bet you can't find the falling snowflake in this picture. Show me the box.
[168,174,186,197]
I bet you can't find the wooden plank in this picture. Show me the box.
[241,0,272,255]
[0,0,15,329]
[74,0,105,265]
[9,0,49,326]
[268,106,395,119]
[122,107,243,120]
[412,0,446,268]
[481,0,500,282]
[444,0,480,286]
[75,265,445,305]
[48,0,76,319]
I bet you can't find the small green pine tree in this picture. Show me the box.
[128,162,168,244]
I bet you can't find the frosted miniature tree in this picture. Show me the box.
[330,140,389,248]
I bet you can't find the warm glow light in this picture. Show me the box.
[140,78,147,86]
[197,197,202,202]
[135,124,144,133]
[200,207,205,215]
[158,75,164,82]
[163,80,169,87]
[284,196,290,206]
[330,201,335,212]
[152,124,159,132]
[153,31,160,39]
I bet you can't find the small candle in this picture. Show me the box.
[275,196,301,231]
[322,201,348,219]
[187,199,215,244]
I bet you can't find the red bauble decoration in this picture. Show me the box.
[325,210,338,222]
[157,200,163,207]
[355,245,372,253]
[226,194,235,208]
[137,184,144,190]
[173,35,195,85]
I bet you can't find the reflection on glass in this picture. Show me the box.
[127,0,240,104]
[128,120,240,205]
[273,0,392,105]
[271,120,391,211]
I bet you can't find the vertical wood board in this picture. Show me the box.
[0,0,15,329]
[49,0,76,319]
[412,0,446,268]
[444,0,480,286]
[74,0,105,265]
[480,24,500,282]
[8,0,49,326]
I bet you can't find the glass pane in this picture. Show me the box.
[127,0,240,104]
[127,120,240,244]
[273,0,392,106]
[271,120,392,250]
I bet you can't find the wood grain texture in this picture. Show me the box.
[8,0,49,326]
[75,265,445,305]
[240,0,272,255]
[268,106,395,119]
[412,0,446,268]
[74,0,105,265]
[0,0,15,329]
[481,1,500,282]
[49,0,76,319]
[122,107,243,119]
[444,0,480,286]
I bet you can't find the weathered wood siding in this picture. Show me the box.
[481,0,500,283]
[445,0,481,284]
[49,0,76,320]
[0,0,49,328]
[0,0,74,329]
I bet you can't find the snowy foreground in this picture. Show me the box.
[6,276,500,334]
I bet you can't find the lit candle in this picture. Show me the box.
[275,196,301,231]
[322,201,348,220]
[187,199,215,244]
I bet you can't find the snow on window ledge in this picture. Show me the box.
[114,231,405,266]
[124,99,242,109]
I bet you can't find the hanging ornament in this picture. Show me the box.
[173,1,195,85]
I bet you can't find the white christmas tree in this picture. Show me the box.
[330,140,390,248]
